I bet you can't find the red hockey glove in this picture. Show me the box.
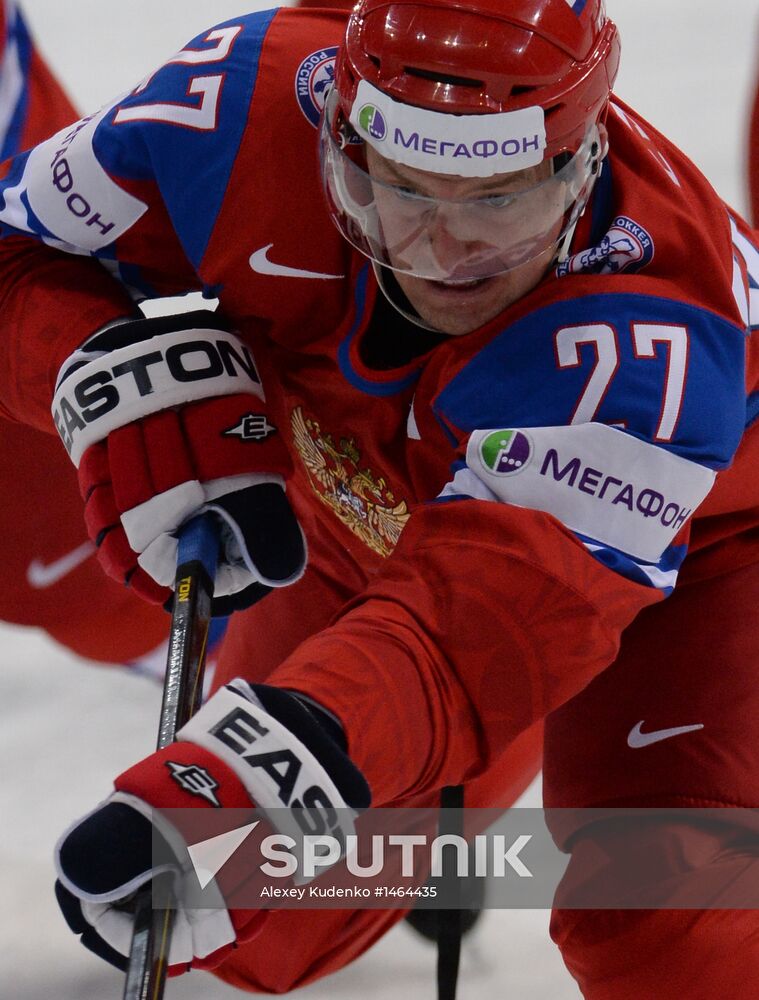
[54,681,370,974]
[51,311,305,614]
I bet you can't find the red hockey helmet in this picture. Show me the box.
[334,0,619,162]
[320,0,621,281]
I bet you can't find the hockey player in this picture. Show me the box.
[1,1,759,996]
[0,0,168,664]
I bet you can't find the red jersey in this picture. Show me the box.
[0,8,756,808]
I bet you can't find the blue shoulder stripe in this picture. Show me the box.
[0,5,33,160]
[91,10,277,269]
[434,292,746,470]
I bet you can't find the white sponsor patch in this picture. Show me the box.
[350,80,546,177]
[1,101,147,250]
[465,423,715,563]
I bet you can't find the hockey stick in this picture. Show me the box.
[122,514,220,1000]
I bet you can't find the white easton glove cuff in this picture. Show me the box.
[178,681,362,863]
[52,326,265,467]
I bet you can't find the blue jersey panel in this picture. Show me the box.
[434,292,746,469]
[1,4,33,160]
[747,390,759,428]
[91,10,277,269]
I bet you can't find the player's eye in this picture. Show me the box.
[478,192,516,209]
[392,184,426,203]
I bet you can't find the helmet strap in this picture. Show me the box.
[371,262,444,333]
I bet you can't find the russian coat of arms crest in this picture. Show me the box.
[291,406,410,557]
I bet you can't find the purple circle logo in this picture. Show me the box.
[480,430,532,475]
[357,103,387,140]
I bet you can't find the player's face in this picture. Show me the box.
[366,147,559,336]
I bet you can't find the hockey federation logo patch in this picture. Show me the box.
[557,216,655,277]
[480,430,533,476]
[223,412,277,442]
[166,761,221,807]
[295,47,338,127]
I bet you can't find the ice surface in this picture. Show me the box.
[1,628,571,999]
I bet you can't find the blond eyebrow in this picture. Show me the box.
[375,160,417,185]
[375,159,532,194]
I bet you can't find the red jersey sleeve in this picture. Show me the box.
[268,497,661,806]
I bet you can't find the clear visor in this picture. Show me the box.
[320,87,603,283]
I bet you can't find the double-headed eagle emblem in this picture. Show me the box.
[291,406,410,557]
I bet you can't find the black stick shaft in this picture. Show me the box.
[122,516,218,1000]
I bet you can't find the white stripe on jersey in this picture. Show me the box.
[732,252,750,328]
[438,466,499,503]
[730,216,759,330]
[582,542,680,591]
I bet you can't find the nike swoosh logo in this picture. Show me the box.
[627,720,704,749]
[26,540,96,588]
[248,244,344,280]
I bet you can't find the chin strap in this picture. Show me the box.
[553,215,582,267]
[372,262,443,332]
